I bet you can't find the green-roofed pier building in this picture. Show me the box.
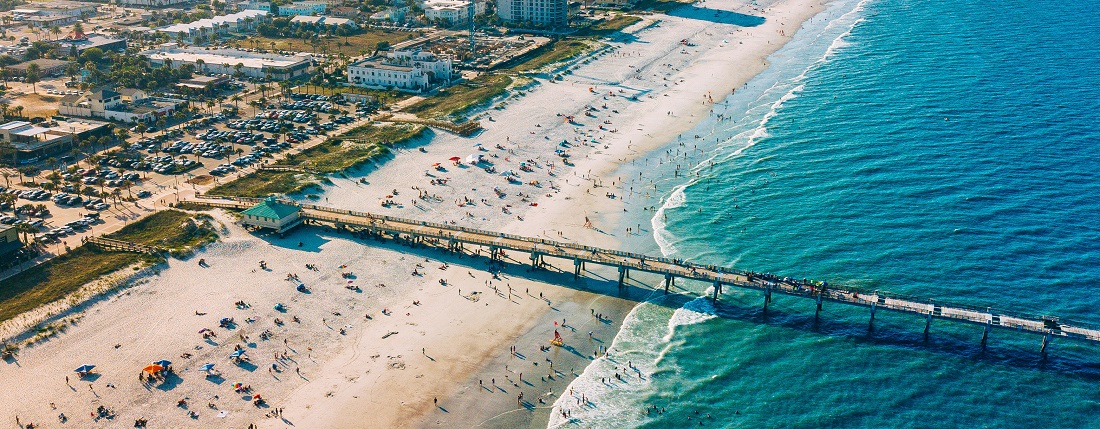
[240,197,303,234]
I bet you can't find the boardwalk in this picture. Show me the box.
[186,195,1100,353]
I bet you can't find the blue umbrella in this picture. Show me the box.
[228,350,245,359]
[74,364,95,373]
[199,363,215,372]
[153,359,172,368]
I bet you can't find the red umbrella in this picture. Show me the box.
[448,157,461,161]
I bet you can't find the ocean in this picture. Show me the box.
[553,0,1100,427]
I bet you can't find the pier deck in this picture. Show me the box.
[187,196,1100,351]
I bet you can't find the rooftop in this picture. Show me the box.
[157,10,267,34]
[242,197,300,220]
[143,45,311,70]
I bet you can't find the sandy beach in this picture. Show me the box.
[0,0,828,427]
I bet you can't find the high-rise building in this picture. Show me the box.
[495,0,566,28]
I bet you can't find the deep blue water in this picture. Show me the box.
[555,0,1100,427]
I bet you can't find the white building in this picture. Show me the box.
[422,0,485,24]
[247,1,326,16]
[496,0,567,28]
[153,10,268,44]
[58,88,185,123]
[143,44,313,80]
[347,50,453,92]
[289,15,356,27]
[115,0,191,7]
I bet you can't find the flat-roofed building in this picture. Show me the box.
[422,0,485,24]
[55,34,128,56]
[143,44,313,80]
[289,15,355,27]
[496,0,567,28]
[0,119,109,165]
[347,50,453,92]
[116,0,192,6]
[240,197,302,233]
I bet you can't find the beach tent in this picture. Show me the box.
[466,154,482,164]
[199,363,215,372]
[74,364,96,374]
[153,359,172,368]
[143,364,164,374]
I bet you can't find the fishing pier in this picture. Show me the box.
[187,195,1100,356]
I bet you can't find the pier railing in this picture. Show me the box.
[185,195,1100,349]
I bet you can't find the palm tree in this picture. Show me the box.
[25,63,41,94]
[49,25,61,41]
[122,179,134,199]
[15,222,36,245]
[231,94,242,110]
[135,122,147,138]
[257,83,269,99]
[1,171,10,187]
[115,127,129,142]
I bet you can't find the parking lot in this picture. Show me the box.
[0,92,378,250]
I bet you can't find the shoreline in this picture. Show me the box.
[0,0,830,427]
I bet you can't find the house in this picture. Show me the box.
[240,197,302,233]
[58,88,185,123]
[347,50,453,92]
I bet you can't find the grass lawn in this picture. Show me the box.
[506,40,592,73]
[279,125,423,173]
[0,210,216,324]
[404,74,513,119]
[210,125,423,197]
[575,15,643,38]
[207,169,319,198]
[109,209,218,252]
[250,30,425,57]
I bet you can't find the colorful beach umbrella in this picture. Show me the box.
[143,364,164,374]
[74,364,95,373]
[448,156,461,161]
[153,359,172,367]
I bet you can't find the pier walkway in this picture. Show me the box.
[185,195,1100,354]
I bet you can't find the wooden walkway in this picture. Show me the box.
[85,236,166,256]
[186,196,1100,353]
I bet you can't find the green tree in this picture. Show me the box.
[25,63,40,94]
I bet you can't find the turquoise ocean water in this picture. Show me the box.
[554,0,1100,427]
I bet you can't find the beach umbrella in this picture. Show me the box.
[153,359,172,368]
[74,364,95,373]
[199,363,215,372]
[229,350,245,359]
[431,162,441,167]
[198,328,211,334]
[252,394,262,400]
[448,156,461,161]
[233,382,243,389]
[143,364,164,374]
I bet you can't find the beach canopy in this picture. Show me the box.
[228,350,246,358]
[199,363,215,371]
[153,359,172,368]
[74,364,95,373]
[143,364,164,374]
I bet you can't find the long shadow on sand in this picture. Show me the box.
[664,5,766,27]
[269,225,1100,380]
